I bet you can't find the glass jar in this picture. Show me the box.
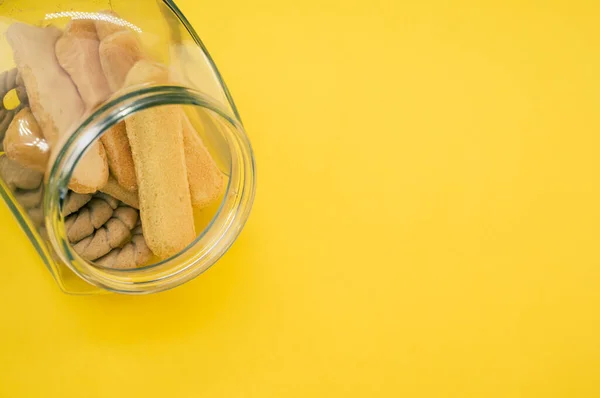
[0,0,256,294]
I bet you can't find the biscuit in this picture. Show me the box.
[100,175,139,209]
[3,107,49,172]
[182,113,225,208]
[55,19,111,109]
[7,23,108,193]
[99,30,145,92]
[100,121,137,191]
[123,60,195,258]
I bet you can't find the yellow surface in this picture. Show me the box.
[2,0,600,396]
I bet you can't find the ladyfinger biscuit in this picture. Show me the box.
[107,53,225,207]
[100,175,139,209]
[55,20,115,192]
[55,19,111,109]
[123,60,195,258]
[7,23,108,193]
[57,20,136,191]
[49,126,109,194]
[99,31,146,92]
[71,148,109,194]
[100,121,137,191]
[6,23,83,146]
[182,114,225,208]
[3,107,50,172]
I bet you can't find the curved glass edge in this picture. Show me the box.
[163,0,243,123]
[0,0,252,295]
[0,165,102,295]
[44,85,256,294]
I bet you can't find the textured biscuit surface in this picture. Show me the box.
[123,60,195,258]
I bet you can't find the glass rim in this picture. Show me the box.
[43,85,256,294]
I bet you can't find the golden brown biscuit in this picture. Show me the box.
[3,107,50,172]
[55,19,111,109]
[100,175,139,209]
[7,22,108,193]
[56,20,137,192]
[50,128,109,194]
[100,122,137,191]
[99,31,146,92]
[123,60,195,258]
[182,114,225,208]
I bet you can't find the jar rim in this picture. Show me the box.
[44,85,256,294]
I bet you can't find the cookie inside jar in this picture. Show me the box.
[62,102,228,270]
[4,16,229,270]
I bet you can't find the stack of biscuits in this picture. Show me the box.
[1,11,225,268]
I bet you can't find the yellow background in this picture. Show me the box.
[2,0,600,396]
